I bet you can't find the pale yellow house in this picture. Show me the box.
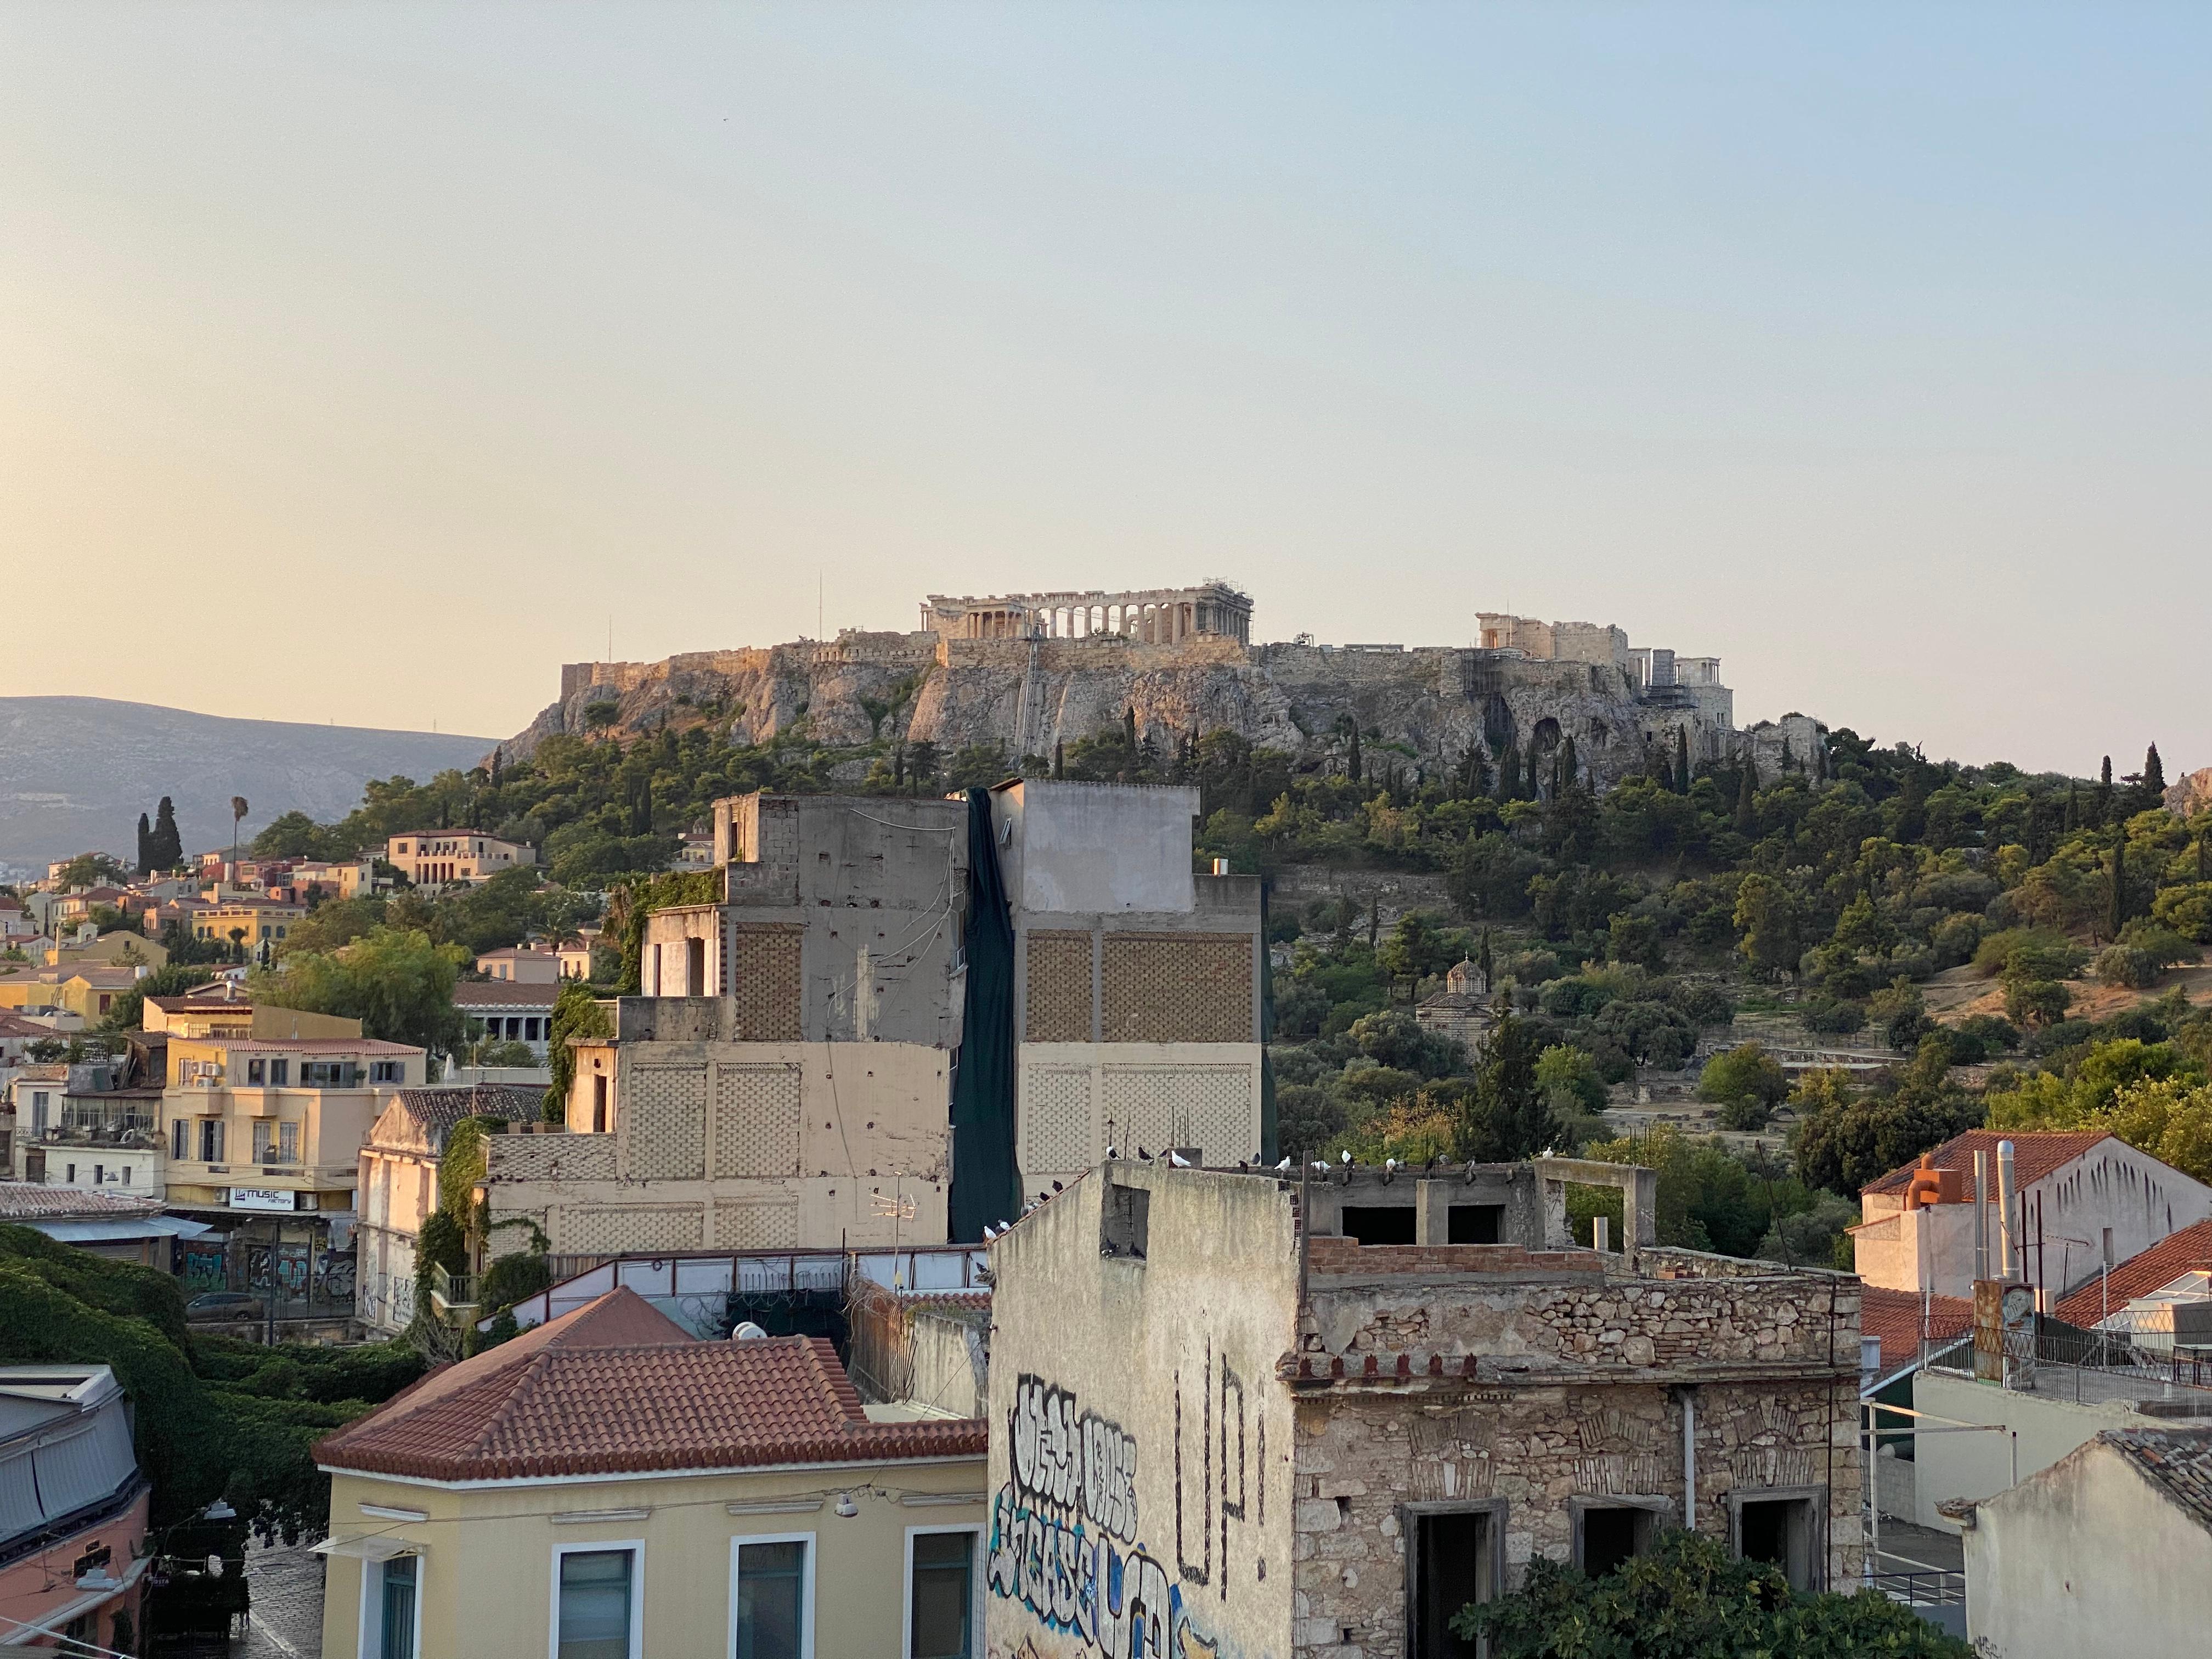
[385,831,537,889]
[184,895,306,950]
[142,986,362,1041]
[314,1289,987,1659]
[0,964,146,1022]
[159,1033,424,1217]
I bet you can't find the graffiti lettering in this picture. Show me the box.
[1010,1373,1139,1544]
[989,1486,1211,1659]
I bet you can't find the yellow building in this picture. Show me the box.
[159,1034,424,1216]
[0,964,145,1022]
[384,830,537,889]
[182,895,306,950]
[142,986,362,1041]
[314,1289,987,1659]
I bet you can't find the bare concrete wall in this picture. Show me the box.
[994,781,1198,916]
[1961,1438,2212,1658]
[984,1166,1301,1659]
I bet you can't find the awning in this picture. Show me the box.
[313,1534,427,1562]
[29,1217,214,1244]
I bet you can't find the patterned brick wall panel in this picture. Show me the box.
[1021,1065,1094,1175]
[1099,1064,1255,1164]
[714,1064,804,1178]
[732,926,804,1041]
[486,1136,617,1183]
[1101,933,1253,1043]
[554,1204,705,1255]
[624,1065,707,1181]
[713,1199,800,1249]
[1023,931,1094,1042]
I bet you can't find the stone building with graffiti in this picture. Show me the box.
[983,1160,1864,1659]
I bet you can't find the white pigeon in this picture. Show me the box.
[1169,1150,1192,1168]
[1340,1150,1352,1165]
[1105,1145,1118,1160]
[1275,1156,1292,1173]
[981,1223,997,1240]
[1311,1160,1328,1172]
[1385,1158,1399,1173]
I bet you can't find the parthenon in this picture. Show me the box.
[919,582,1251,645]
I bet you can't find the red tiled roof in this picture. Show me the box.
[1860,1285,1974,1373]
[1862,1131,2115,1199]
[314,1289,985,1482]
[2056,1218,2212,1328]
[0,1011,49,1039]
[2102,1426,2212,1527]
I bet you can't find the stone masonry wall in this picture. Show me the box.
[1290,1374,1861,1659]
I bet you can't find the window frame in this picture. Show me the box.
[901,1522,983,1659]
[357,1550,424,1659]
[1400,1498,1508,1659]
[1724,1485,1827,1592]
[549,1538,645,1659]
[1567,1494,1673,1575]
[726,1530,816,1659]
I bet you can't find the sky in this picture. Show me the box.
[2,5,2207,774]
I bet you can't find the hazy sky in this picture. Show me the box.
[3,6,2206,774]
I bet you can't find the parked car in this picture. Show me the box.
[185,1291,264,1321]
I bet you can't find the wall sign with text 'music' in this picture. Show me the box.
[228,1187,301,1212]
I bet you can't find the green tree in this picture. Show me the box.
[57,852,128,888]
[1675,726,1691,794]
[1700,1042,1789,1130]
[136,811,152,875]
[1377,912,1451,989]
[1792,1049,1984,1196]
[1452,1528,1971,1657]
[1733,873,1802,979]
[252,810,330,860]
[2109,834,2128,939]
[1734,755,1758,832]
[250,926,469,1056]
[1454,1014,1559,1160]
[148,796,184,870]
[544,979,614,1121]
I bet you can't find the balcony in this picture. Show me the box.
[427,1263,479,1320]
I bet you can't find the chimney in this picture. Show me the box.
[1996,1140,2017,1279]
[1973,1149,1989,1282]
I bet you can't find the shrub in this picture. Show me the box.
[1956,1013,2022,1053]
[2005,977,2073,1029]
[1700,1043,1788,1130]
[1801,996,1866,1035]
[2151,882,2212,943]
[1974,926,2078,978]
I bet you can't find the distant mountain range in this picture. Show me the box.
[0,697,495,873]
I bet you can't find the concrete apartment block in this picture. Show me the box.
[983,1162,1863,1659]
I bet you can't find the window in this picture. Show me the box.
[1101,1183,1150,1260]
[554,1545,639,1659]
[1728,1489,1824,1592]
[373,1061,402,1084]
[1448,1204,1504,1244]
[271,1058,290,1087]
[200,1120,225,1163]
[525,1018,541,1042]
[1342,1206,1417,1246]
[254,1121,276,1163]
[906,1528,978,1659]
[31,1092,49,1133]
[248,1058,267,1086]
[592,1075,608,1136]
[731,1535,812,1659]
[280,1122,300,1164]
[650,944,663,997]
[1572,1500,1664,1577]
[1404,1503,1503,1659]
[120,1167,130,1185]
[172,1120,188,1160]
[686,937,706,997]
[65,1164,77,1184]
[362,1553,420,1659]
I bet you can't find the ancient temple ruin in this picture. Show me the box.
[920,582,1252,645]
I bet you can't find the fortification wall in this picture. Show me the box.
[514,629,1786,787]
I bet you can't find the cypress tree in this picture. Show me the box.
[2095,755,2113,825]
[1347,725,1362,784]
[1123,706,1137,753]
[1477,928,1494,990]
[2145,743,2166,797]
[2063,784,2078,833]
[149,797,182,870]
[1735,755,1758,834]
[136,813,151,876]
[1675,727,1691,795]
[1052,740,1064,780]
[1497,743,1520,800]
[2199,831,2209,885]
[2111,837,2128,939]
[1560,736,1579,791]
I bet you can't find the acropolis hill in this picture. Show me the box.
[509,583,1822,784]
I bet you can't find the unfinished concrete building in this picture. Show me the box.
[921,583,1254,645]
[482,783,1266,1260]
[984,1161,1863,1659]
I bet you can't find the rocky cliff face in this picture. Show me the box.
[507,631,1782,787]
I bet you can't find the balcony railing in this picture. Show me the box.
[428,1263,479,1316]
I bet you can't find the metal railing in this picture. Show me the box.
[428,1263,479,1311]
[1866,1568,1966,1608]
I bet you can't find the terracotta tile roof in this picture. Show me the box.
[1860,1285,1975,1372]
[2101,1425,2212,1528]
[1862,1131,2115,1199]
[2056,1218,2212,1328]
[452,982,561,1007]
[393,1084,546,1144]
[314,1289,986,1482]
[0,1011,49,1039]
[183,1037,421,1054]
[0,1183,162,1221]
